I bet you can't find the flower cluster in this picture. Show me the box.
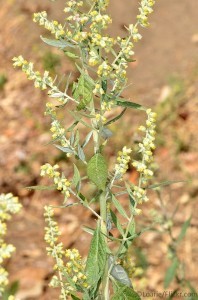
[44,206,87,298]
[90,11,112,32]
[132,186,148,204]
[64,0,83,13]
[13,56,73,106]
[65,249,87,287]
[40,164,71,201]
[12,56,53,90]
[45,103,74,157]
[44,205,68,299]
[132,109,156,184]
[128,25,142,42]
[137,0,155,28]
[33,11,65,39]
[97,61,112,77]
[114,146,132,179]
[0,193,21,297]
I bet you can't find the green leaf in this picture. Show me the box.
[26,185,56,191]
[115,98,145,111]
[147,180,186,189]
[73,74,94,110]
[2,281,19,299]
[72,164,81,191]
[64,51,79,59]
[176,216,191,243]
[164,258,179,288]
[87,154,108,191]
[111,194,129,220]
[69,110,93,129]
[110,210,124,236]
[71,294,81,300]
[40,36,75,48]
[109,256,132,288]
[104,108,127,126]
[111,281,140,300]
[85,224,107,288]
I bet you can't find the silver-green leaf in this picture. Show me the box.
[40,36,75,48]
[109,256,132,288]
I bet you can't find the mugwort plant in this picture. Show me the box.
[12,0,158,298]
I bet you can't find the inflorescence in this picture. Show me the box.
[0,193,21,298]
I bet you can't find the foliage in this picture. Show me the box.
[12,0,161,298]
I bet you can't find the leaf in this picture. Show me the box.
[40,36,75,48]
[147,180,186,189]
[82,131,93,148]
[71,294,81,300]
[128,220,136,237]
[78,145,85,162]
[2,281,19,299]
[115,98,145,111]
[87,154,108,191]
[176,216,191,243]
[72,164,81,191]
[73,74,94,110]
[104,108,127,126]
[101,127,113,140]
[164,258,179,288]
[85,224,107,288]
[26,185,56,191]
[111,281,140,300]
[82,225,94,235]
[55,144,73,153]
[111,194,129,220]
[69,110,93,129]
[110,210,124,236]
[109,256,132,288]
[64,51,79,59]
[67,120,79,132]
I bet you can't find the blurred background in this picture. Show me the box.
[0,0,198,299]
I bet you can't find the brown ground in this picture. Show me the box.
[0,0,198,299]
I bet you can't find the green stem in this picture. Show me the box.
[100,192,109,300]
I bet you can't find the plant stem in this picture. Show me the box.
[100,192,109,300]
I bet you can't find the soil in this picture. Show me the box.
[0,0,198,299]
